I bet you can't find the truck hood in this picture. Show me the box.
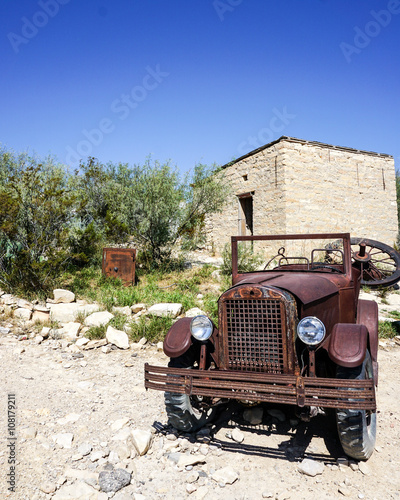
[234,272,339,305]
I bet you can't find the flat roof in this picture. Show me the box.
[222,136,393,169]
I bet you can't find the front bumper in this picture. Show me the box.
[144,364,376,411]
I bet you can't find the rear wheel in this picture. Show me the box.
[164,349,215,432]
[336,351,376,460]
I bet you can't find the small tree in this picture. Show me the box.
[0,154,74,295]
[68,158,129,265]
[125,160,227,267]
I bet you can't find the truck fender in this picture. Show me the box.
[328,323,368,368]
[356,299,379,384]
[163,317,192,358]
[357,299,378,362]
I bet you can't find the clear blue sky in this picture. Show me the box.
[1,0,399,173]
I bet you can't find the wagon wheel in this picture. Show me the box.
[351,237,400,288]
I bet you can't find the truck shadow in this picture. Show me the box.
[208,401,343,463]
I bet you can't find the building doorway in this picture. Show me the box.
[238,193,254,236]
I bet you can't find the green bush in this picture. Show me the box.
[379,321,400,339]
[87,325,107,339]
[0,155,74,295]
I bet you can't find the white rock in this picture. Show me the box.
[112,427,132,441]
[112,305,132,316]
[90,449,108,462]
[187,471,200,483]
[177,454,206,468]
[53,289,75,304]
[17,298,33,310]
[32,310,50,323]
[77,443,92,456]
[53,481,98,499]
[147,303,183,318]
[60,322,81,340]
[40,327,51,338]
[85,311,114,327]
[387,293,400,306]
[14,308,32,321]
[111,417,130,432]
[101,345,111,354]
[297,458,325,477]
[50,303,100,323]
[0,294,16,305]
[57,413,80,425]
[115,442,131,460]
[211,466,239,485]
[185,307,207,317]
[138,337,147,346]
[231,428,244,443]
[131,429,152,456]
[75,337,90,347]
[50,303,80,323]
[156,341,164,351]
[20,427,37,439]
[52,433,74,449]
[40,482,56,494]
[131,303,146,314]
[186,483,197,494]
[358,461,371,475]
[106,326,130,349]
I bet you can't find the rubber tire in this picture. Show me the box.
[164,391,212,432]
[164,350,214,432]
[336,351,377,460]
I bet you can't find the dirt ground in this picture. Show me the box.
[1,326,400,500]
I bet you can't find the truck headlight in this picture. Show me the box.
[190,315,213,341]
[297,316,326,346]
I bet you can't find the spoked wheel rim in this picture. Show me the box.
[351,237,400,288]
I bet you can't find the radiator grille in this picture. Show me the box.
[225,299,285,373]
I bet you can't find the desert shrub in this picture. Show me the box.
[379,321,400,339]
[0,152,74,295]
[87,325,107,340]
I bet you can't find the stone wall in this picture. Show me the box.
[206,137,398,254]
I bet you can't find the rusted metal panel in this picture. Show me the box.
[102,248,135,285]
[163,317,192,358]
[144,364,376,411]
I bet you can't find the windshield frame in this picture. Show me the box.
[231,233,352,282]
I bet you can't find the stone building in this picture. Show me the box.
[206,136,398,253]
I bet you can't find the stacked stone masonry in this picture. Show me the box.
[205,136,398,254]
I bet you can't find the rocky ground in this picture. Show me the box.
[1,289,400,500]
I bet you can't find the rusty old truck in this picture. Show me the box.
[145,233,400,460]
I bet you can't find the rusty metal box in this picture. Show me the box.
[102,248,136,286]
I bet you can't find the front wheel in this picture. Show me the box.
[336,351,377,460]
[164,349,215,432]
